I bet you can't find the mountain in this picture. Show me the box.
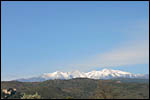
[15,69,149,82]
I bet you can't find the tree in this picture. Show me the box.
[92,80,116,99]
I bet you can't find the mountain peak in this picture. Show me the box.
[101,68,112,71]
[71,70,81,73]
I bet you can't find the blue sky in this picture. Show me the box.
[1,1,149,81]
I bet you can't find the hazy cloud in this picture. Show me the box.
[66,40,149,72]
[92,40,149,67]
[66,20,149,72]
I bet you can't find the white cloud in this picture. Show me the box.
[91,40,149,67]
[66,39,149,72]
[66,20,149,71]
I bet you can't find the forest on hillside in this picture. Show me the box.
[1,78,149,99]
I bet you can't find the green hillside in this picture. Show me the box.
[1,78,149,99]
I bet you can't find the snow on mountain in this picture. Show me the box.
[85,69,140,79]
[68,70,87,78]
[41,71,70,79]
[16,69,149,82]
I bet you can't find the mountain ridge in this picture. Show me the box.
[16,69,149,82]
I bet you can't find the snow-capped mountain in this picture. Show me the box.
[16,69,149,82]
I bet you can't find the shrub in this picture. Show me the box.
[21,92,41,99]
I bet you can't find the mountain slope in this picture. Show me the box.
[1,78,149,99]
[16,69,149,82]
